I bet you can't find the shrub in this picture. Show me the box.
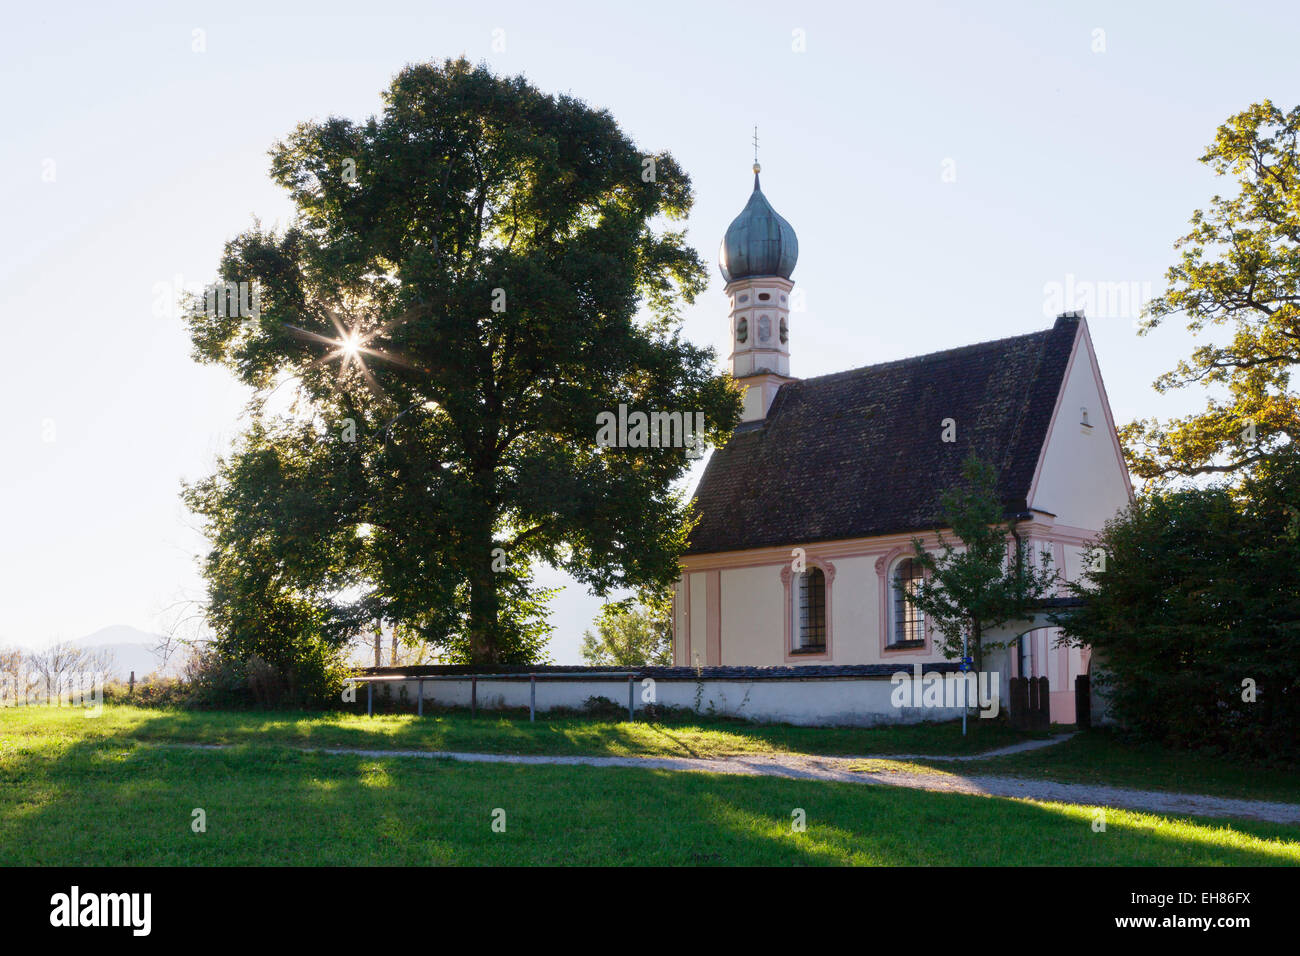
[1061,449,1300,762]
[181,649,252,709]
[102,677,190,708]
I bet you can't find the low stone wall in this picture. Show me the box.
[362,664,977,728]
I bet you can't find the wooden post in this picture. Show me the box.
[1009,676,1029,730]
[1075,674,1091,729]
[1033,676,1050,729]
[128,671,135,696]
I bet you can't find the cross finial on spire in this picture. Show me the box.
[752,125,760,175]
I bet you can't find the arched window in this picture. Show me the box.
[794,567,826,652]
[736,317,748,343]
[891,558,925,646]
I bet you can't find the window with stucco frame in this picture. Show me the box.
[890,557,926,647]
[780,558,834,661]
[875,548,931,655]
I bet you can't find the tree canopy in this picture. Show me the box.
[184,58,741,667]
[580,590,672,667]
[1124,101,1300,483]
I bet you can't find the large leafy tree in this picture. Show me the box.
[906,456,1058,675]
[1124,101,1300,482]
[185,58,741,666]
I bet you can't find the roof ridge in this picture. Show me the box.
[788,321,1061,388]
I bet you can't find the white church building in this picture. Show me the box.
[671,164,1133,724]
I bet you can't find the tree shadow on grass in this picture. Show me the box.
[2,710,1298,866]
[71,705,1047,763]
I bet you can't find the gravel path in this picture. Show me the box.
[254,737,1299,825]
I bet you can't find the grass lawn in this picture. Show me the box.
[5,706,1296,803]
[1,706,1298,865]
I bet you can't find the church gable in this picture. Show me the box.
[687,313,1082,555]
[1026,317,1134,532]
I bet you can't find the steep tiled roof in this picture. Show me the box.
[686,314,1081,554]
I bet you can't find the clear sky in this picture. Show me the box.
[3,0,1294,659]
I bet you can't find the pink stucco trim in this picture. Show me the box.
[670,586,678,664]
[1058,632,1069,693]
[682,574,692,666]
[781,556,835,662]
[680,531,953,573]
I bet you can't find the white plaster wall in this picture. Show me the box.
[719,564,785,665]
[1029,329,1132,531]
[387,676,974,728]
[828,554,879,664]
[703,555,977,668]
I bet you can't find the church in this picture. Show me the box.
[671,163,1133,724]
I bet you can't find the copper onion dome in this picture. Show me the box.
[718,164,799,282]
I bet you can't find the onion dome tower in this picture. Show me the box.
[719,160,799,422]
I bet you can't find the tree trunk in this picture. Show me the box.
[467,541,500,666]
[466,451,501,665]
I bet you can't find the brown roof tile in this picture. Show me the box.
[686,315,1080,554]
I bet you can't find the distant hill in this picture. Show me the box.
[70,626,181,681]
